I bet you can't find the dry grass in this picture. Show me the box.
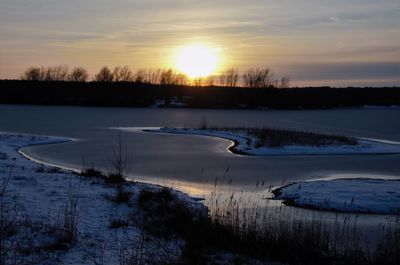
[0,167,82,264]
[199,124,358,147]
[204,179,400,265]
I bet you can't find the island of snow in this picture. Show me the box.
[272,178,400,215]
[140,127,400,156]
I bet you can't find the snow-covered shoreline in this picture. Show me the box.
[272,178,400,215]
[16,135,82,173]
[139,127,400,156]
[0,133,205,264]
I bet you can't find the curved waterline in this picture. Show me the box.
[12,131,400,221]
[19,137,81,173]
[115,127,400,157]
[272,178,400,215]
[111,126,243,156]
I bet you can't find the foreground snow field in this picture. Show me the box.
[272,178,400,215]
[141,127,400,156]
[0,133,204,264]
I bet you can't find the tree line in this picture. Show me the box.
[21,65,290,88]
[2,78,399,109]
[22,65,89,82]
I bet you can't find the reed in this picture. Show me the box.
[203,179,399,264]
[199,125,358,147]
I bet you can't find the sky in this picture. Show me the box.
[0,0,399,86]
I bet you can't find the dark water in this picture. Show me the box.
[2,104,399,240]
[1,104,399,196]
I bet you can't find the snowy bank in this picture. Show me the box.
[0,133,205,264]
[141,127,400,156]
[272,178,400,215]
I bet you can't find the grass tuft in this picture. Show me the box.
[198,125,358,147]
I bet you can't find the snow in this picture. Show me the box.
[150,99,166,108]
[362,105,400,109]
[272,178,400,215]
[169,97,187,107]
[0,133,205,264]
[149,97,187,108]
[141,127,400,156]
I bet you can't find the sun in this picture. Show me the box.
[175,45,219,78]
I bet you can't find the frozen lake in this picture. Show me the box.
[1,104,399,197]
[2,103,400,238]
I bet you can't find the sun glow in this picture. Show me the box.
[175,45,219,78]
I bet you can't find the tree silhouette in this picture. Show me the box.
[192,77,203,87]
[21,65,69,81]
[148,69,162,84]
[243,67,275,88]
[220,68,239,87]
[94,66,113,82]
[19,64,292,88]
[205,75,216,86]
[113,66,133,82]
[68,67,89,82]
[160,69,174,85]
[45,65,69,81]
[133,69,147,83]
[277,77,290,89]
[21,67,45,81]
[174,73,189,86]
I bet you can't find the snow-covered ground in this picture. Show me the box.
[141,127,400,156]
[272,178,400,215]
[0,133,204,264]
[149,97,187,108]
[362,105,400,109]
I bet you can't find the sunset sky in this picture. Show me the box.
[0,0,399,86]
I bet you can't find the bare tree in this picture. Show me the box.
[94,66,114,82]
[192,77,203,87]
[243,67,275,88]
[133,69,148,83]
[160,69,175,85]
[220,68,239,87]
[113,66,133,82]
[68,67,89,82]
[148,69,162,84]
[174,73,188,86]
[227,68,239,87]
[44,65,69,81]
[56,65,69,80]
[112,66,122,82]
[21,67,45,81]
[205,75,216,86]
[277,77,290,89]
[21,65,69,81]
[44,67,54,81]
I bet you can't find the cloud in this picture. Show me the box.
[281,62,400,84]
[1,0,400,86]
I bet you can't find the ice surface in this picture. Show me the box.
[145,127,400,156]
